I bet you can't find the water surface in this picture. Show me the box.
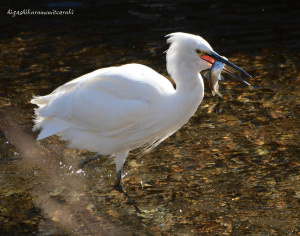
[0,1,299,235]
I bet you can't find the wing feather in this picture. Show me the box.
[32,64,174,139]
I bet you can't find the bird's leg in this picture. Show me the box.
[114,153,140,212]
[114,168,139,212]
[114,151,128,193]
[114,168,124,193]
[78,153,102,168]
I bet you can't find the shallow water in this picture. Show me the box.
[0,1,299,235]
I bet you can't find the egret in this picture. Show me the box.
[31,32,251,191]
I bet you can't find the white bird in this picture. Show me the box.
[31,32,251,191]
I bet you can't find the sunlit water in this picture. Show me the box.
[0,1,299,235]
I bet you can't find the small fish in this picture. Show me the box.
[203,60,224,97]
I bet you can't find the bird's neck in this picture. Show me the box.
[173,69,203,94]
[162,66,204,135]
[170,61,204,96]
[167,51,204,94]
[169,63,205,122]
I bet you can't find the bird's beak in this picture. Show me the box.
[201,51,251,86]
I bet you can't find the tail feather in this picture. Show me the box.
[34,117,69,140]
[31,95,55,108]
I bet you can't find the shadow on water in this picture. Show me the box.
[0,0,299,235]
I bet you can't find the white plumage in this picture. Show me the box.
[31,32,250,189]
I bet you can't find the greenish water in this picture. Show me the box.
[0,1,299,235]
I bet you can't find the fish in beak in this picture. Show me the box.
[201,51,251,86]
[203,60,224,97]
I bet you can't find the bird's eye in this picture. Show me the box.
[195,49,203,55]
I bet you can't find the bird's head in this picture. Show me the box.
[166,32,251,85]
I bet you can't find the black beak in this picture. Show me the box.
[205,51,251,86]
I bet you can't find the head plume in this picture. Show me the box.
[166,32,213,53]
[165,32,213,77]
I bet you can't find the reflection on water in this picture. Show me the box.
[0,0,299,235]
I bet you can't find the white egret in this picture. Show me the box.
[31,32,251,191]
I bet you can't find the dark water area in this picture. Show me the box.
[0,0,299,235]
